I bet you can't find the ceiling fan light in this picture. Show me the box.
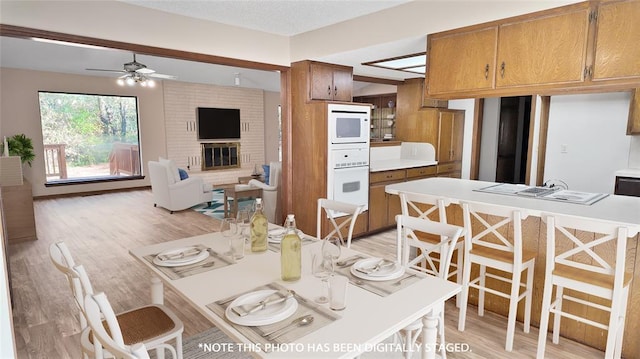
[126,77,135,86]
[147,79,156,88]
[117,78,125,86]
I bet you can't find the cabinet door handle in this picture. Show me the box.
[500,61,505,79]
[327,85,332,96]
[334,86,337,96]
[484,64,489,79]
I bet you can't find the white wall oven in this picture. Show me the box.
[326,103,371,217]
[328,103,371,145]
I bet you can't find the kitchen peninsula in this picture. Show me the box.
[386,177,640,356]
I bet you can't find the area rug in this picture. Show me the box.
[192,189,255,220]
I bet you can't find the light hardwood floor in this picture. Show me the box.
[8,189,606,358]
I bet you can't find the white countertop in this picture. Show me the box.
[370,159,437,172]
[615,168,640,179]
[386,177,640,235]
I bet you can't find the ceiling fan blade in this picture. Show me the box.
[86,68,127,74]
[149,73,177,79]
[136,68,155,74]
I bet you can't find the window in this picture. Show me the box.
[38,91,142,185]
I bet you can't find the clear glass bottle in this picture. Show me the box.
[250,198,268,252]
[281,214,301,281]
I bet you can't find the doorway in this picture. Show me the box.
[478,96,532,184]
[496,96,531,184]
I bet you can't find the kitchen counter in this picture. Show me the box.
[370,141,437,172]
[615,168,640,179]
[370,159,437,172]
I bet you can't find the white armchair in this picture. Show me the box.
[248,161,282,224]
[148,160,212,213]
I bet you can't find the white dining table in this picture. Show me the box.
[129,229,461,359]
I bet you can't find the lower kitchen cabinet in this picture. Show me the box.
[368,166,437,232]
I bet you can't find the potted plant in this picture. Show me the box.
[3,134,35,166]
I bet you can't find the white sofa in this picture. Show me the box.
[148,160,212,213]
[248,161,282,224]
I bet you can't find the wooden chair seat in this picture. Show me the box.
[553,263,632,291]
[89,305,178,345]
[470,246,536,265]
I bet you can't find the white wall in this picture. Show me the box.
[0,222,16,359]
[448,99,476,179]
[478,98,501,181]
[544,92,631,193]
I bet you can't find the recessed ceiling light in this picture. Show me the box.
[362,52,426,75]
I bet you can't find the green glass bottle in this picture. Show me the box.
[250,198,268,252]
[281,214,301,281]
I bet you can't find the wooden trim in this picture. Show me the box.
[34,185,150,199]
[470,98,484,180]
[280,69,292,223]
[0,24,289,72]
[353,75,404,86]
[534,96,551,186]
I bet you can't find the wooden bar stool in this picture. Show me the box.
[457,201,536,352]
[537,214,633,359]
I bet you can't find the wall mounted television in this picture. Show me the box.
[196,107,241,140]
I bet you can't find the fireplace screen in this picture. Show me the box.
[201,142,240,170]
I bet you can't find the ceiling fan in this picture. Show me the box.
[86,54,176,87]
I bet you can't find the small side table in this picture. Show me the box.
[238,175,264,184]
[223,186,263,218]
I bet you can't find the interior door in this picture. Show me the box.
[495,96,531,183]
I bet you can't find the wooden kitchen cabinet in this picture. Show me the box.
[591,0,640,82]
[496,6,590,88]
[307,61,353,102]
[427,26,497,95]
[425,1,639,98]
[369,169,405,231]
[437,110,464,178]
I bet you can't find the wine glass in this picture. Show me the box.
[236,209,251,244]
[221,217,237,258]
[322,236,342,275]
[312,253,332,303]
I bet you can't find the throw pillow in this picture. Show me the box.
[262,164,270,185]
[159,157,181,183]
[178,168,189,180]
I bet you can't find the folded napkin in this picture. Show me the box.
[231,290,292,317]
[157,248,200,261]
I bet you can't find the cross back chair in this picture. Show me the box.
[49,241,88,328]
[70,264,184,359]
[457,201,536,352]
[399,192,464,306]
[395,214,465,359]
[84,292,174,359]
[316,198,365,248]
[537,214,633,359]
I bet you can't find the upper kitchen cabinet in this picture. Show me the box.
[426,26,497,95]
[495,5,590,88]
[425,0,640,98]
[300,60,353,102]
[590,0,640,82]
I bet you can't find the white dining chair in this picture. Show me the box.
[537,214,632,359]
[395,214,465,359]
[84,292,175,359]
[399,192,464,306]
[457,201,536,352]
[49,242,88,328]
[70,264,184,359]
[316,198,365,248]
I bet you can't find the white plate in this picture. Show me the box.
[351,258,405,281]
[153,246,209,267]
[225,290,298,326]
[268,229,304,243]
